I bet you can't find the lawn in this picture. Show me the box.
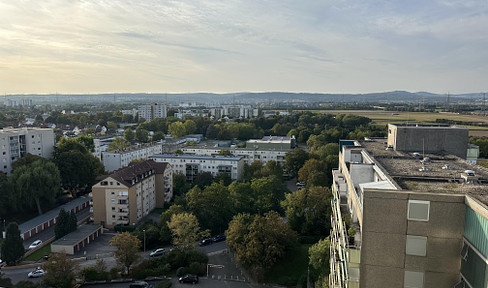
[24,242,52,262]
[319,110,488,136]
[264,244,311,287]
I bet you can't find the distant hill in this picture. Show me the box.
[6,91,483,105]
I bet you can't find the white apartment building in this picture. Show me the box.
[138,103,167,121]
[150,153,244,182]
[181,146,288,167]
[102,142,163,172]
[222,105,259,119]
[0,128,55,174]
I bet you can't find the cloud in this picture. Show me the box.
[0,0,487,94]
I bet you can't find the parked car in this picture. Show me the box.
[149,248,165,257]
[0,259,6,268]
[28,240,42,249]
[212,234,226,242]
[199,238,213,246]
[129,281,153,288]
[28,268,45,278]
[179,274,199,284]
[296,182,306,187]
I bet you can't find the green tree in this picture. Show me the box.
[173,173,191,197]
[1,222,24,265]
[54,150,104,190]
[226,211,298,278]
[168,122,186,138]
[281,186,332,236]
[193,172,214,189]
[11,153,43,173]
[186,183,235,234]
[107,137,130,151]
[76,135,95,152]
[159,205,185,244]
[42,252,78,288]
[9,159,61,215]
[135,127,149,143]
[298,159,329,187]
[183,120,197,135]
[285,148,309,177]
[109,232,141,275]
[167,212,209,252]
[124,128,134,141]
[152,131,165,142]
[251,175,286,213]
[54,208,70,239]
[229,181,254,214]
[69,210,78,233]
[309,237,331,287]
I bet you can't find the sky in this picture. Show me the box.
[0,0,487,95]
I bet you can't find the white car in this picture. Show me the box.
[28,268,45,278]
[0,259,6,268]
[149,248,165,257]
[28,240,42,249]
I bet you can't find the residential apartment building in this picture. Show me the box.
[102,142,163,172]
[330,125,488,288]
[222,105,259,119]
[150,153,244,182]
[91,160,172,228]
[181,146,288,167]
[0,127,55,174]
[246,135,296,150]
[138,103,167,121]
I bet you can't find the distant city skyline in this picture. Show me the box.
[0,0,487,94]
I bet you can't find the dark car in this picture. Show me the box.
[179,274,199,284]
[212,234,226,242]
[199,238,213,246]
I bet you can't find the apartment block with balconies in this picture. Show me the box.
[91,160,172,228]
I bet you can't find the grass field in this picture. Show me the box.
[264,244,311,286]
[24,242,52,262]
[319,110,488,136]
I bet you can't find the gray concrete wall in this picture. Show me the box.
[360,189,465,288]
[388,124,468,159]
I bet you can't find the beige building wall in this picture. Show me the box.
[360,189,465,288]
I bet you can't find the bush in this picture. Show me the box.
[167,250,186,270]
[276,276,298,287]
[114,225,135,232]
[185,250,208,265]
[188,262,206,276]
[176,267,188,277]
[155,279,172,288]
[110,267,122,279]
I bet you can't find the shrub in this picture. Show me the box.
[188,262,206,276]
[167,250,186,269]
[176,267,188,277]
[185,250,208,265]
[110,267,122,279]
[155,279,172,288]
[114,225,135,232]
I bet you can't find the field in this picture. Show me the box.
[320,110,488,137]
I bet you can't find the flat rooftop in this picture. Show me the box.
[151,153,243,161]
[51,224,102,246]
[359,138,488,205]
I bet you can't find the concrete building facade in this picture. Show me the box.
[246,135,296,150]
[330,130,488,288]
[0,127,55,174]
[150,153,244,182]
[102,142,163,172]
[91,160,172,228]
[181,146,288,167]
[138,103,167,122]
[387,124,469,159]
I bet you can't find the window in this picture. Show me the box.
[404,271,424,288]
[112,207,115,211]
[111,199,115,203]
[111,191,115,195]
[408,200,430,221]
[406,235,427,256]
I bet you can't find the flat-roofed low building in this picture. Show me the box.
[51,224,103,255]
[246,135,295,150]
[91,160,172,228]
[330,127,488,288]
[150,153,244,182]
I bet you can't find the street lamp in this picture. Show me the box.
[143,229,146,252]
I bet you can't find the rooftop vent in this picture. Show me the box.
[464,170,476,176]
[419,166,430,172]
[421,157,431,163]
[413,152,421,157]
